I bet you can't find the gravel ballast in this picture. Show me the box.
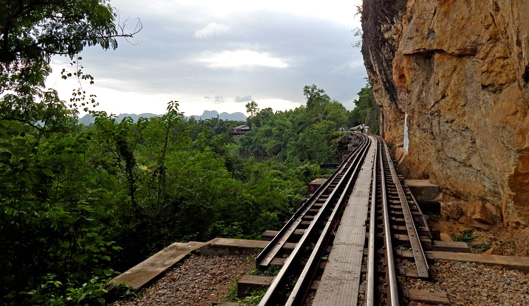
[114,254,254,306]
[113,249,529,305]
[407,260,529,305]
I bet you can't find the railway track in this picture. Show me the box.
[256,133,433,305]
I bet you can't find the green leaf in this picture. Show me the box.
[0,151,12,162]
[103,268,114,275]
[41,168,54,177]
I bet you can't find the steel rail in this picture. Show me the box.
[382,142,429,278]
[405,186,433,240]
[258,136,371,306]
[366,137,379,306]
[380,139,400,306]
[255,133,369,268]
[285,137,371,306]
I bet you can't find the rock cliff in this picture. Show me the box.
[362,0,529,239]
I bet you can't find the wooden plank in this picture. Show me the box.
[397,249,433,259]
[398,250,529,272]
[312,137,376,306]
[393,234,433,249]
[282,242,297,250]
[261,230,278,241]
[432,251,529,272]
[238,275,273,296]
[408,289,450,304]
[405,267,420,278]
[270,257,285,266]
[432,240,470,253]
[293,228,305,236]
[198,238,268,256]
[110,241,205,290]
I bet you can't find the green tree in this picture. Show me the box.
[303,85,348,126]
[303,84,330,110]
[349,81,379,134]
[0,1,141,304]
[1,93,339,305]
[238,85,348,164]
[245,101,259,118]
[0,0,141,115]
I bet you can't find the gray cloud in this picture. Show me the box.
[214,96,224,103]
[65,1,366,112]
[234,95,253,102]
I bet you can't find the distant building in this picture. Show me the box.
[230,125,251,137]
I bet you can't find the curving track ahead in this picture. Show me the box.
[256,133,432,306]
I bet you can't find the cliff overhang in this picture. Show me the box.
[361,0,529,240]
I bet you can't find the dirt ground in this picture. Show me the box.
[428,219,521,255]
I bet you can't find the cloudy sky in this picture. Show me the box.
[47,0,366,117]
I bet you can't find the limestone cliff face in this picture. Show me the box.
[362,0,529,231]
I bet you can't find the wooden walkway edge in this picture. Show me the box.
[111,238,268,290]
[110,241,206,290]
[399,249,529,272]
[311,137,376,305]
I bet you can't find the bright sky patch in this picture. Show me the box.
[194,22,229,39]
[201,50,288,68]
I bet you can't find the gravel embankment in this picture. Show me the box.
[113,252,529,305]
[407,260,529,305]
[114,254,254,306]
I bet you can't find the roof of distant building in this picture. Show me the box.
[233,125,250,131]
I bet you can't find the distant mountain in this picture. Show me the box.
[78,113,160,125]
[78,110,246,125]
[194,110,246,121]
[116,113,160,123]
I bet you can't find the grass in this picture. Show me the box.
[236,289,266,306]
[227,277,241,302]
[451,228,477,243]
[451,228,491,253]
[424,214,441,222]
[227,281,266,306]
[469,242,492,253]
[249,265,280,277]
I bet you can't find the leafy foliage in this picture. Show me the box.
[451,228,478,243]
[0,2,358,304]
[349,81,379,134]
[236,289,266,305]
[451,228,491,253]
[0,0,142,117]
[0,96,343,304]
[240,86,349,164]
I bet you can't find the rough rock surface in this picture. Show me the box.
[362,0,529,243]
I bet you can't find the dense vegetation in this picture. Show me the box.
[239,85,350,163]
[0,96,354,305]
[348,81,379,134]
[0,1,377,304]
